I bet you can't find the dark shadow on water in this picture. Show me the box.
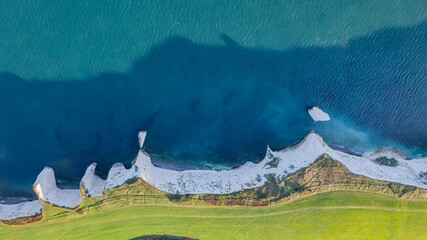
[0,21,426,199]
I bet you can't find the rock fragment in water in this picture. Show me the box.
[138,131,147,148]
[308,106,330,122]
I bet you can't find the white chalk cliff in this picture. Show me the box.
[0,200,42,221]
[80,163,106,198]
[86,131,427,196]
[308,106,330,122]
[33,167,82,209]
[3,130,427,221]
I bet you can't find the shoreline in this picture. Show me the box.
[2,130,427,222]
[0,134,422,202]
[2,135,425,202]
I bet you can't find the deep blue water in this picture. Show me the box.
[0,21,426,199]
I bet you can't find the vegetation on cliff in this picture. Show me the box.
[373,157,399,167]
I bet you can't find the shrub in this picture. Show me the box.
[280,179,305,197]
[373,157,398,167]
[419,172,427,184]
[265,157,280,168]
[318,156,337,168]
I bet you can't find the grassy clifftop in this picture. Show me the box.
[1,190,426,239]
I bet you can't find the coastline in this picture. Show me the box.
[2,130,427,222]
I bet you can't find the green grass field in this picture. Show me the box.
[1,190,426,240]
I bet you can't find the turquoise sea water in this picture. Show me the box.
[0,1,426,199]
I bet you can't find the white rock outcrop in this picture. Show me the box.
[138,131,147,148]
[80,163,106,198]
[102,131,427,195]
[0,200,42,221]
[308,106,330,122]
[29,130,427,207]
[33,167,82,209]
[105,163,138,189]
[7,130,425,221]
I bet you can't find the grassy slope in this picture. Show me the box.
[278,155,426,200]
[1,191,426,240]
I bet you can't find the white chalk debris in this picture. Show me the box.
[308,106,330,122]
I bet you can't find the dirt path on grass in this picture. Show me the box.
[50,205,427,240]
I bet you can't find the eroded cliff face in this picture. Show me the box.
[0,200,42,224]
[80,163,106,198]
[1,213,43,225]
[31,131,427,209]
[79,155,427,209]
[2,154,427,225]
[2,131,427,224]
[92,131,426,198]
[279,155,427,201]
[196,155,427,206]
[33,167,82,209]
